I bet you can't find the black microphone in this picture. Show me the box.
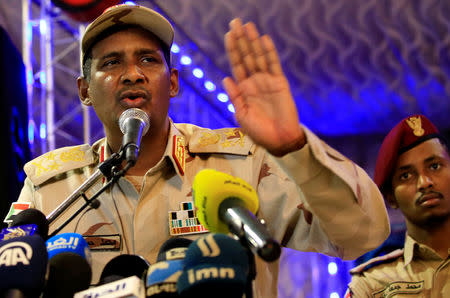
[8,208,49,240]
[99,254,150,285]
[0,235,48,298]
[177,233,250,298]
[156,237,193,262]
[193,169,281,262]
[118,108,150,165]
[146,237,193,297]
[43,233,92,298]
[73,254,150,298]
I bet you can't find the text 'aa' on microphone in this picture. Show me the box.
[177,233,250,298]
[145,237,192,297]
[118,108,150,165]
[0,235,48,297]
[192,169,281,262]
[44,232,92,298]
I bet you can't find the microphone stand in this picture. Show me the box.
[232,225,255,298]
[47,152,133,238]
[239,236,255,298]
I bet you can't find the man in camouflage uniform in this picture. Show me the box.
[8,4,390,297]
[346,115,450,297]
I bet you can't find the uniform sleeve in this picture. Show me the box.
[255,125,390,260]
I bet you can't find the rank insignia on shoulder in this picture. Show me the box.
[168,201,208,236]
[3,202,31,224]
[172,135,185,175]
[189,128,253,155]
[24,144,93,186]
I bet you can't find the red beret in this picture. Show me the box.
[374,114,441,191]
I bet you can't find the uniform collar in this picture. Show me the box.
[93,138,111,163]
[403,234,444,266]
[404,234,416,266]
[92,120,186,179]
[165,120,186,178]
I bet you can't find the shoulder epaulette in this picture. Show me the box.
[24,144,94,186]
[188,127,253,155]
[349,249,404,275]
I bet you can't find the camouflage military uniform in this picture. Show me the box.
[347,234,450,297]
[15,121,389,297]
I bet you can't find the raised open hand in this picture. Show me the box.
[223,19,306,156]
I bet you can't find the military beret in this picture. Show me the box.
[374,114,443,192]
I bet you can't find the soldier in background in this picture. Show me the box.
[347,114,450,297]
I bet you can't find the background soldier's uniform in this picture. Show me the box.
[347,234,450,297]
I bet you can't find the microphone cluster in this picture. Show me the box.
[76,234,252,298]
[0,208,152,298]
[0,169,279,297]
[0,213,256,298]
[145,234,252,298]
[0,209,94,298]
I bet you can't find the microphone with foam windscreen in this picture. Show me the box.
[43,233,92,298]
[146,237,193,297]
[118,108,150,165]
[176,233,250,298]
[0,235,48,298]
[193,169,281,262]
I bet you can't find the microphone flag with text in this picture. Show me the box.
[192,169,281,262]
[43,233,92,298]
[74,254,150,298]
[0,235,48,298]
[118,108,150,165]
[74,276,146,298]
[146,237,192,297]
[0,224,39,241]
[176,233,249,298]
[2,208,49,241]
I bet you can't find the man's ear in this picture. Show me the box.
[77,76,92,106]
[169,68,179,98]
[385,191,399,209]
